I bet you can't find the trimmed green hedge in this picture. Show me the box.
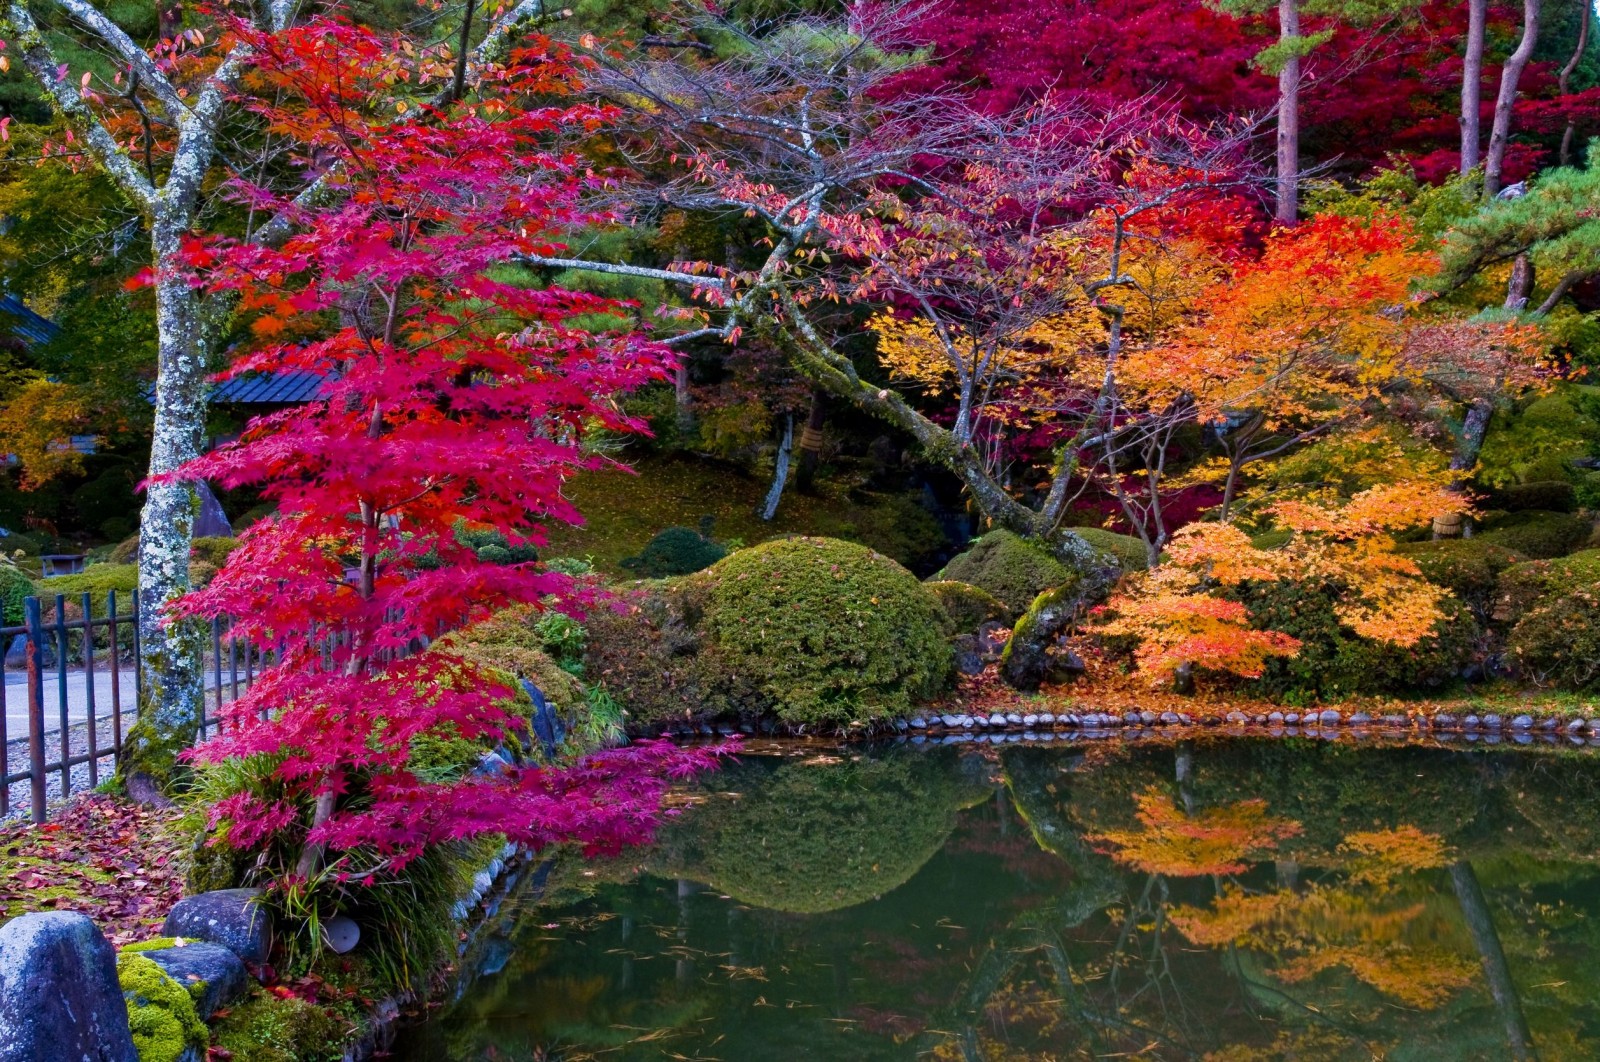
[939,529,1071,615]
[0,563,31,625]
[620,524,726,578]
[1475,510,1593,559]
[1496,549,1600,620]
[1486,480,1578,513]
[1507,590,1600,690]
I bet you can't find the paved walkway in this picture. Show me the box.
[1,668,139,740]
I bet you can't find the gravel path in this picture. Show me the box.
[3,710,123,822]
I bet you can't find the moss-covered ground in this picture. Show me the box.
[539,453,951,575]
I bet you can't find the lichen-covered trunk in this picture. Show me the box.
[120,211,209,791]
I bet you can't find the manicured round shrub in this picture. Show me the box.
[1395,539,1527,619]
[1070,526,1150,571]
[939,529,1071,615]
[36,563,138,620]
[191,535,241,568]
[1486,479,1577,513]
[925,579,1009,634]
[701,537,951,726]
[1506,590,1600,690]
[1242,578,1479,701]
[621,524,727,578]
[1496,549,1600,622]
[0,562,31,625]
[1475,510,1593,559]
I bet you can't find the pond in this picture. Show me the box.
[396,737,1600,1060]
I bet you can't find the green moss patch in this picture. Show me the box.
[209,987,357,1062]
[939,529,1071,615]
[924,580,1009,634]
[118,952,208,1062]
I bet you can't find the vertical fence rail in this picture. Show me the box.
[2,591,263,824]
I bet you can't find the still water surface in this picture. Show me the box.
[398,737,1600,1060]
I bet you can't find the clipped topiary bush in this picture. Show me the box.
[191,535,242,568]
[925,580,1009,634]
[1395,539,1527,620]
[939,529,1071,615]
[1486,479,1578,513]
[1241,577,1479,701]
[1070,527,1150,571]
[1475,510,1593,559]
[587,537,951,729]
[109,534,140,565]
[621,522,727,578]
[1506,589,1600,690]
[701,537,950,726]
[36,563,138,619]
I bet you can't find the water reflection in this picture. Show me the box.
[397,740,1600,1060]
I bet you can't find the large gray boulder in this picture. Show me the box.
[160,888,272,965]
[0,911,136,1062]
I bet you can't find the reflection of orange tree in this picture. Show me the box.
[1086,786,1302,876]
[1170,826,1476,1011]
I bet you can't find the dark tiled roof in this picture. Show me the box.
[210,371,330,404]
[0,294,61,346]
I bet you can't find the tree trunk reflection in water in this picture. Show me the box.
[1450,860,1539,1062]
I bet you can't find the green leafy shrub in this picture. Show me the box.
[621,521,726,577]
[1476,391,1599,488]
[1506,590,1600,689]
[1241,578,1478,701]
[109,534,140,565]
[1485,480,1578,513]
[1070,526,1150,571]
[1394,539,1527,620]
[456,524,538,565]
[117,952,209,1062]
[1496,549,1600,620]
[35,563,138,620]
[1475,510,1593,559]
[924,580,1008,634]
[587,537,951,728]
[939,529,1071,615]
[0,560,31,625]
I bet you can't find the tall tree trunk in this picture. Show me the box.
[1559,0,1589,166]
[121,208,209,790]
[1276,0,1302,224]
[1450,861,1539,1062]
[1485,0,1543,197]
[1462,0,1488,173]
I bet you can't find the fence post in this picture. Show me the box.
[24,596,46,824]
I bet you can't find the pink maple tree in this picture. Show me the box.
[166,18,719,882]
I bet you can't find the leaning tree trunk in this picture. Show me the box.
[120,209,210,790]
[1485,0,1542,197]
[1559,0,1589,166]
[1451,861,1539,1061]
[1462,0,1487,173]
[1275,0,1302,224]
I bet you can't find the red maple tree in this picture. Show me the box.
[166,18,718,880]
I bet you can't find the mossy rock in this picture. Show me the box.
[1069,527,1150,571]
[118,952,208,1062]
[1475,510,1593,560]
[652,752,984,914]
[939,529,1071,615]
[209,986,356,1062]
[1395,539,1527,619]
[924,580,1009,634]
